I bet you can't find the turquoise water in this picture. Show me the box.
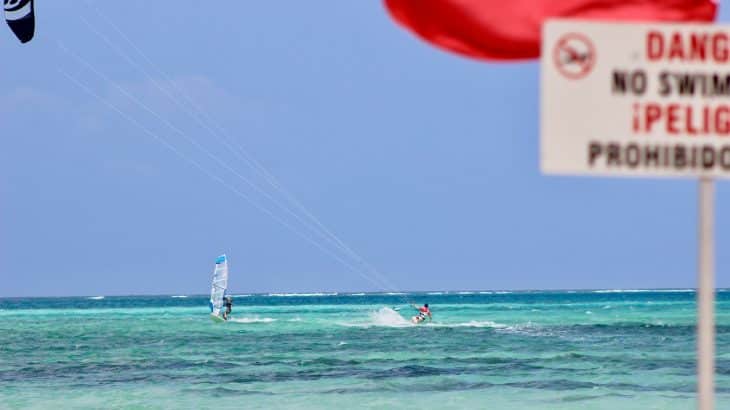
[1,290,729,409]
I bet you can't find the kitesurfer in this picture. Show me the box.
[223,296,233,320]
[412,303,431,323]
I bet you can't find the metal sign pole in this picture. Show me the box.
[698,177,715,410]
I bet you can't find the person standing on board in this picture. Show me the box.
[223,296,233,320]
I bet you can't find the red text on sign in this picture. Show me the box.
[632,103,730,135]
[647,31,730,63]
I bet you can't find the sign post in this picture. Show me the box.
[698,177,715,410]
[541,20,722,409]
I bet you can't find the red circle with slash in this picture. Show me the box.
[553,33,596,80]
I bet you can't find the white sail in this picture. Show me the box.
[209,254,229,319]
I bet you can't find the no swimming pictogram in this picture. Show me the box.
[553,32,596,80]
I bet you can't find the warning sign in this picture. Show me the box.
[541,20,730,178]
[553,33,596,79]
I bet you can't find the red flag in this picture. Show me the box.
[384,0,718,61]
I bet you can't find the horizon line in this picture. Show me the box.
[1,287,726,299]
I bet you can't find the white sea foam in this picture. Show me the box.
[427,320,507,329]
[593,289,648,293]
[336,308,411,328]
[268,292,338,297]
[496,322,547,336]
[348,293,366,296]
[171,295,188,299]
[232,294,252,297]
[343,308,510,330]
[593,289,672,293]
[229,317,276,324]
[457,291,475,295]
[87,296,104,300]
[593,289,696,293]
[369,307,412,327]
[427,292,444,295]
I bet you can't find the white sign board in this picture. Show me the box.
[542,20,730,178]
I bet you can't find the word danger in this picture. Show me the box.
[588,142,730,171]
[646,30,730,63]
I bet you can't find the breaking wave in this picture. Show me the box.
[369,307,412,327]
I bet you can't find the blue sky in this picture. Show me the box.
[1,1,729,297]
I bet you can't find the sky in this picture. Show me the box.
[1,1,729,297]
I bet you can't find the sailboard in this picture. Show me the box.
[209,254,229,322]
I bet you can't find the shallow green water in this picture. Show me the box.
[1,290,728,409]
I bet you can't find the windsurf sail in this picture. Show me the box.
[209,254,229,319]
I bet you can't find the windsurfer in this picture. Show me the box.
[223,296,233,320]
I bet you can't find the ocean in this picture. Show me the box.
[1,290,728,409]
